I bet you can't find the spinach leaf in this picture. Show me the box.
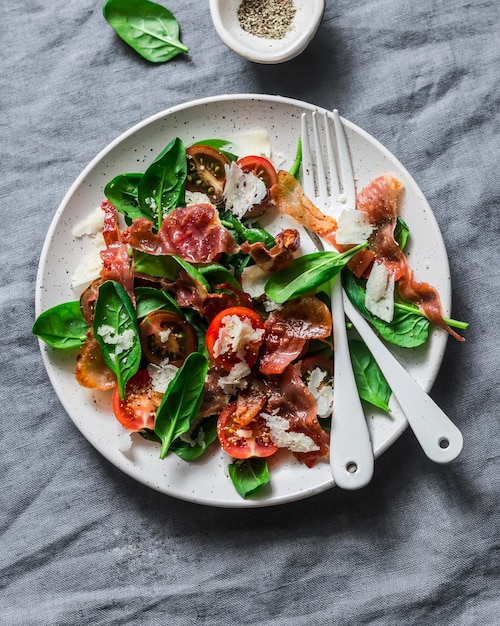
[32,301,89,349]
[220,250,252,279]
[288,136,302,180]
[228,458,271,498]
[342,271,430,348]
[103,0,188,63]
[104,173,151,222]
[135,286,182,318]
[170,415,218,460]
[220,212,275,247]
[349,339,392,413]
[394,217,410,251]
[93,281,141,399]
[154,352,209,459]
[138,137,187,230]
[265,243,368,304]
[190,139,238,161]
[134,250,180,279]
[197,262,241,292]
[173,256,211,291]
[183,311,209,360]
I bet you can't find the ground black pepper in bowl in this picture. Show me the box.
[237,0,297,40]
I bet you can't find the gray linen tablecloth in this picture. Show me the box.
[2,1,499,624]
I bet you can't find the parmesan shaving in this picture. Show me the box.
[335,209,374,245]
[70,232,106,290]
[225,130,271,158]
[72,206,104,237]
[223,162,267,219]
[365,261,395,322]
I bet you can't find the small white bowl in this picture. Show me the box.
[209,0,325,64]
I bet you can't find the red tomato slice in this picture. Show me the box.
[235,155,277,217]
[139,311,197,367]
[112,369,162,431]
[236,155,277,187]
[206,306,265,372]
[75,330,116,391]
[186,145,231,204]
[217,402,278,459]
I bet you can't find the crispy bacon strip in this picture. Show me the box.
[201,283,254,322]
[357,175,464,341]
[99,201,135,304]
[198,365,231,419]
[260,297,332,375]
[167,269,208,312]
[266,365,329,467]
[240,228,301,272]
[270,170,337,243]
[233,378,268,427]
[122,203,238,262]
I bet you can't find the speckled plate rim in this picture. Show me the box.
[35,94,451,508]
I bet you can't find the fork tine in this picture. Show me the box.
[333,109,356,207]
[323,112,341,198]
[300,113,315,198]
[311,112,328,199]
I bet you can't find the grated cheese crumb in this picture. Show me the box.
[212,315,264,362]
[217,361,251,394]
[185,190,213,206]
[96,325,135,355]
[261,412,319,453]
[147,360,179,394]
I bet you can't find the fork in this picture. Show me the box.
[302,109,463,468]
[301,110,374,489]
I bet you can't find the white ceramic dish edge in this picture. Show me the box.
[35,93,452,508]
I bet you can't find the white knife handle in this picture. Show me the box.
[343,293,463,463]
[330,278,374,488]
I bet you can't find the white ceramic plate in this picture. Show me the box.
[35,94,451,508]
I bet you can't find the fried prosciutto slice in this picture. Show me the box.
[240,228,301,272]
[264,364,330,467]
[270,170,337,243]
[259,296,332,375]
[356,175,464,341]
[99,200,135,303]
[122,203,238,263]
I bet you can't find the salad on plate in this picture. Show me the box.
[33,130,466,499]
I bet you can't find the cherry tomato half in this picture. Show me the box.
[112,369,162,431]
[75,330,116,391]
[235,155,277,217]
[139,311,197,367]
[217,402,278,459]
[205,306,265,372]
[186,145,231,205]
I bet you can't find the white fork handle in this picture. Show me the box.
[343,293,463,463]
[330,277,374,489]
